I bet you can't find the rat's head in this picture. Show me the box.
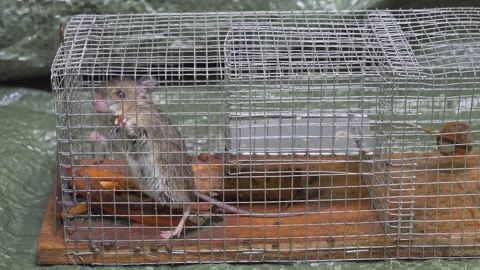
[92,76,157,114]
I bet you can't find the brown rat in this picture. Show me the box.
[89,76,328,240]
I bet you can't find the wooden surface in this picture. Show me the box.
[37,152,480,265]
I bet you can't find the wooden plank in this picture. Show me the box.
[37,181,387,265]
[36,183,70,265]
[37,152,480,265]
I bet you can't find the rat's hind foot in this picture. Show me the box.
[160,229,180,240]
[159,205,192,240]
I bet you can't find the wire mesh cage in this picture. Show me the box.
[47,8,480,265]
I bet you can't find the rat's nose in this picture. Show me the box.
[92,98,101,107]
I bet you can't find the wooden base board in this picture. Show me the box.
[37,192,480,264]
[37,153,480,265]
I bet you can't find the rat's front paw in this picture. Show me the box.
[89,131,106,144]
[114,113,128,126]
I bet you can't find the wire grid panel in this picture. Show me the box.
[50,9,480,265]
[222,16,405,238]
[360,11,422,240]
[363,9,480,250]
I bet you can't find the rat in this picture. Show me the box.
[89,76,328,240]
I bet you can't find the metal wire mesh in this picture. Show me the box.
[50,8,480,265]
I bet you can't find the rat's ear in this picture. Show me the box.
[136,76,157,97]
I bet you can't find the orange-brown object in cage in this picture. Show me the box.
[192,153,224,198]
[437,122,475,156]
[226,154,367,201]
[64,166,199,227]
[62,160,326,231]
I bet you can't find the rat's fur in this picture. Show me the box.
[93,78,195,208]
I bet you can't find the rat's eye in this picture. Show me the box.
[116,90,125,98]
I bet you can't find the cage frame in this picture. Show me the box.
[38,8,480,265]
